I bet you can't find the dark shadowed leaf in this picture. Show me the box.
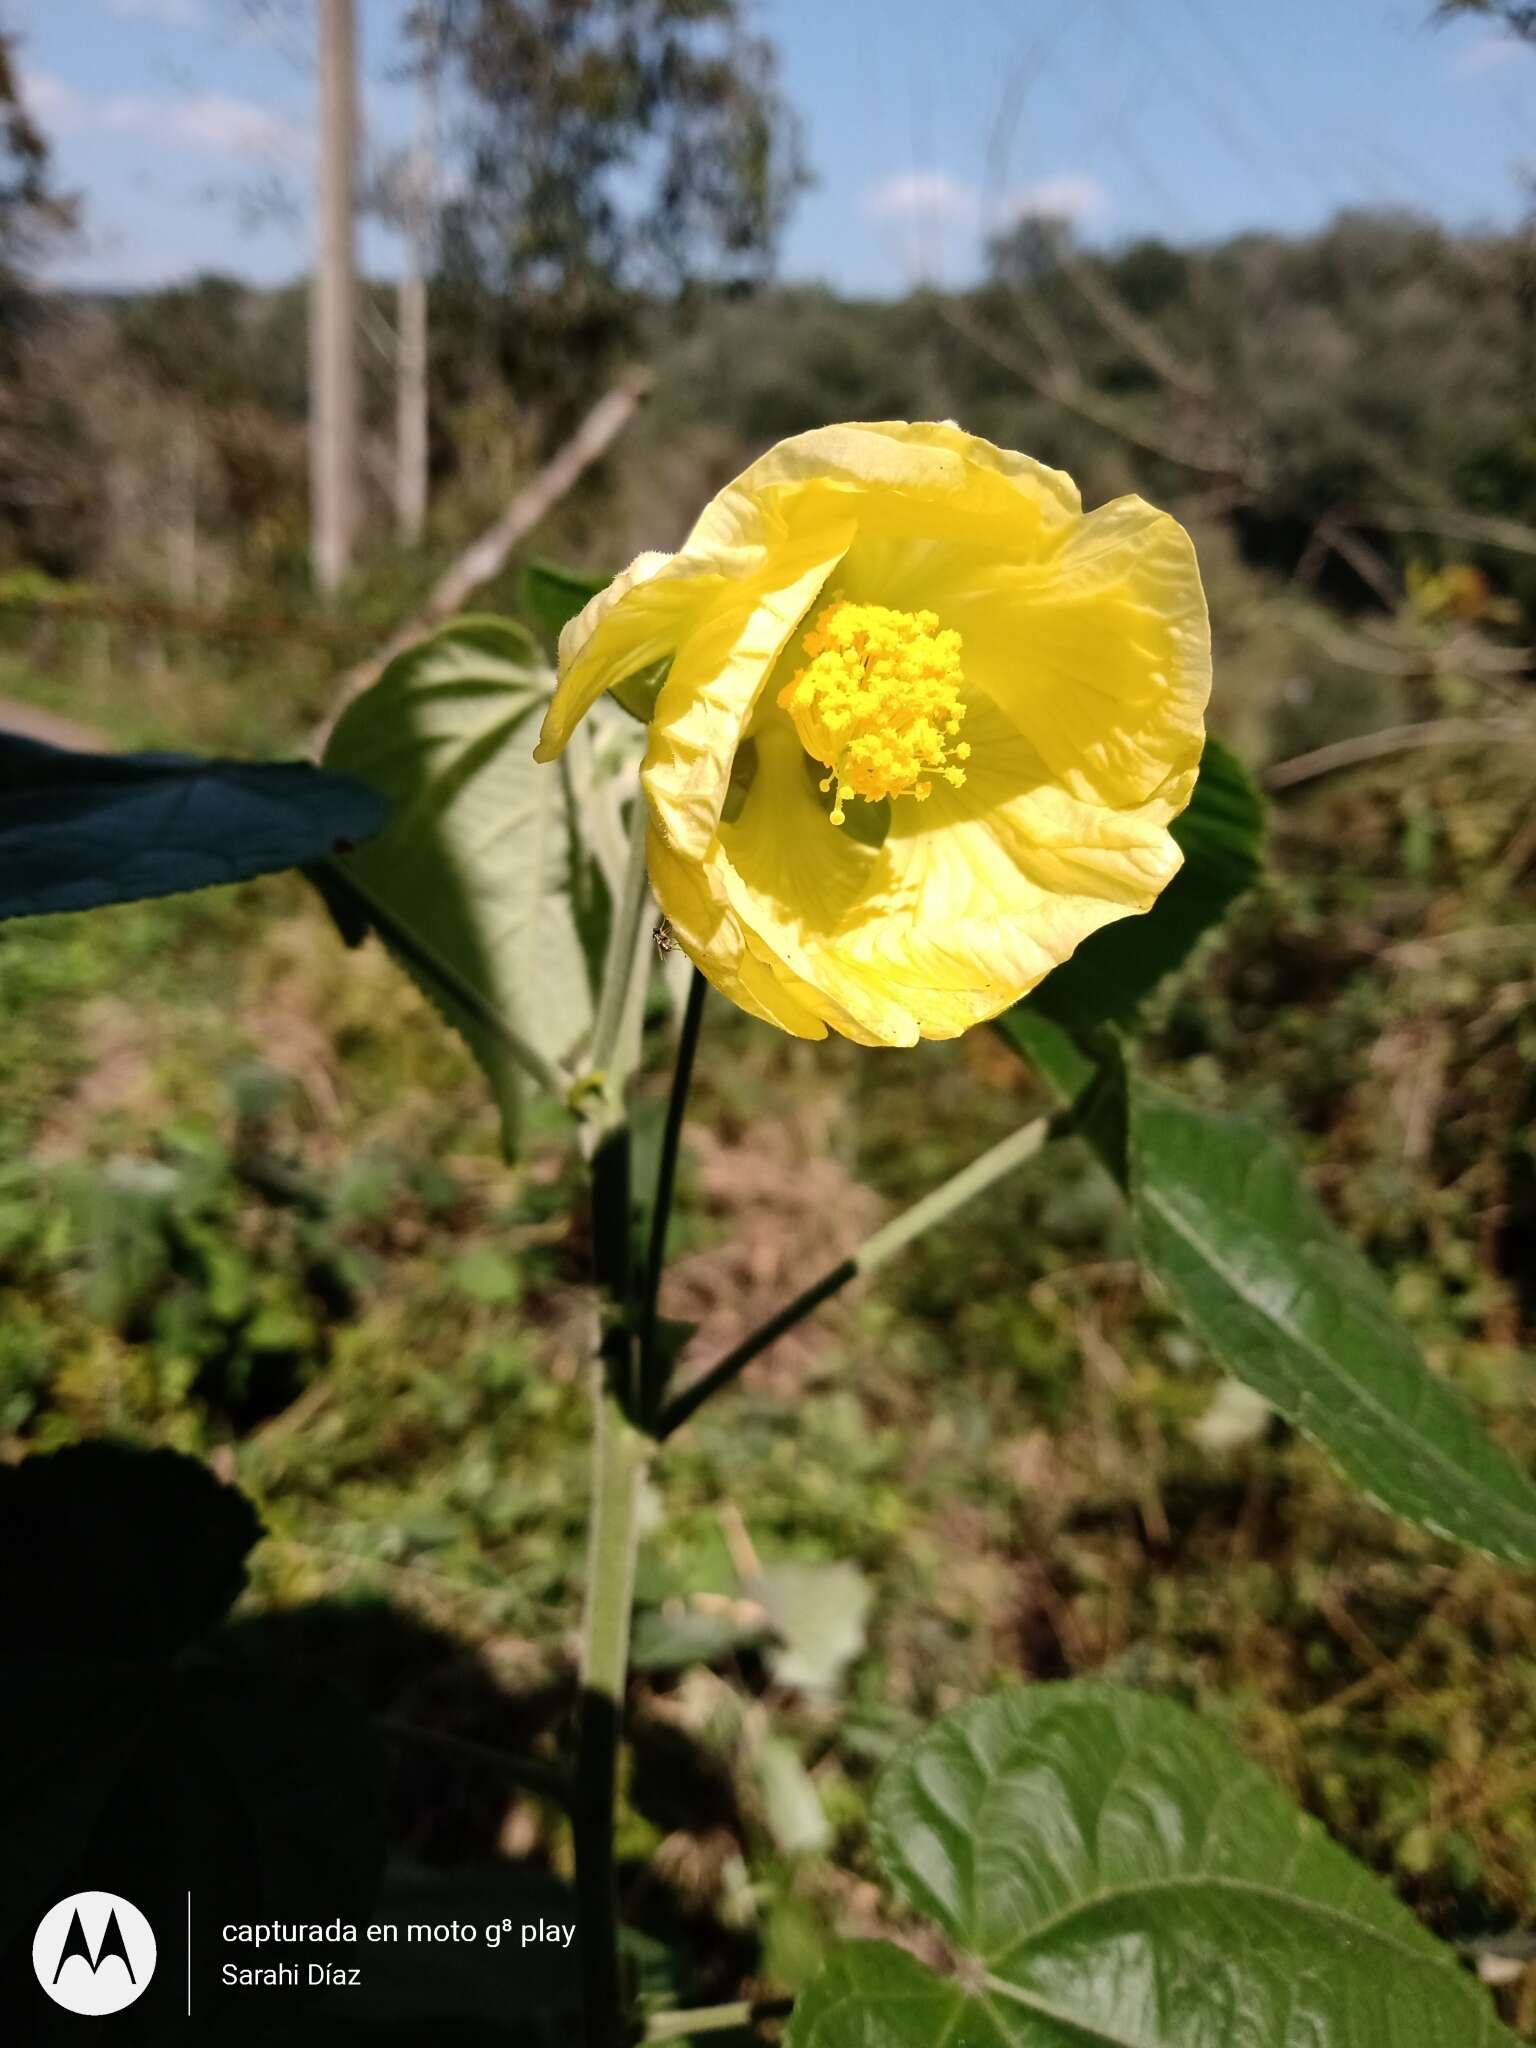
[0,734,389,921]
[0,1438,261,1659]
[788,1684,1515,2048]
[0,1441,383,2013]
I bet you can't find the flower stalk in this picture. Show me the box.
[573,1375,649,2048]
[656,1113,1056,1438]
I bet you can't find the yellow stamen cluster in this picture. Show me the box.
[777,598,971,826]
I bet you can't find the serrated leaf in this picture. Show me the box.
[788,1684,1515,2048]
[322,617,596,1143]
[1128,1071,1536,1562]
[1022,737,1263,1044]
[0,733,388,921]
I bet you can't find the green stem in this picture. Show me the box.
[643,1998,794,2042]
[574,1374,649,2048]
[656,1115,1055,1439]
[591,804,653,1079]
[639,968,707,1416]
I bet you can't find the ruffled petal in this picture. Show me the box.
[952,494,1210,813]
[647,822,830,1039]
[532,422,1209,1048]
[706,723,922,1045]
[536,550,720,762]
[688,422,1082,554]
[642,522,854,861]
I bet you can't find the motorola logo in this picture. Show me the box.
[33,1892,157,2016]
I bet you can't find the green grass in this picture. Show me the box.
[4,640,1535,2026]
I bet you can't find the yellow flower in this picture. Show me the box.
[535,421,1210,1047]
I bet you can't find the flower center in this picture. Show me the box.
[777,597,971,826]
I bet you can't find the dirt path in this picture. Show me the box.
[0,698,107,750]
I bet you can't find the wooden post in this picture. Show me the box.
[311,0,360,595]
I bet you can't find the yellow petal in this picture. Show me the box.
[949,494,1209,813]
[646,824,830,1040]
[706,722,923,1045]
[642,523,854,861]
[690,420,1081,546]
[532,421,1211,1047]
[536,550,720,763]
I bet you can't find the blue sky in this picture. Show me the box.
[11,0,1536,295]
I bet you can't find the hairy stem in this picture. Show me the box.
[574,1376,649,2047]
[644,1997,795,2042]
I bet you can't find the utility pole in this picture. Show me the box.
[311,0,359,596]
[395,15,437,545]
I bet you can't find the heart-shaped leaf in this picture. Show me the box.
[0,734,389,921]
[788,1684,1515,2048]
[322,617,599,1144]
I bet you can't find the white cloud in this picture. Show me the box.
[865,167,1110,233]
[104,91,306,161]
[865,170,979,226]
[18,67,90,135]
[104,0,209,25]
[1001,171,1110,225]
[19,65,306,163]
[1451,30,1532,78]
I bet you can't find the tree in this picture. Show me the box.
[1433,0,1536,34]
[0,30,78,567]
[0,30,72,345]
[411,0,806,432]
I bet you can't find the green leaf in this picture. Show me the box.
[521,559,609,647]
[750,1561,873,1699]
[1023,737,1263,1042]
[0,733,389,922]
[629,1599,767,1673]
[993,1006,1098,1107]
[610,655,671,726]
[754,1737,832,1860]
[788,1683,1515,2048]
[322,617,597,1142]
[1129,1071,1536,1562]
